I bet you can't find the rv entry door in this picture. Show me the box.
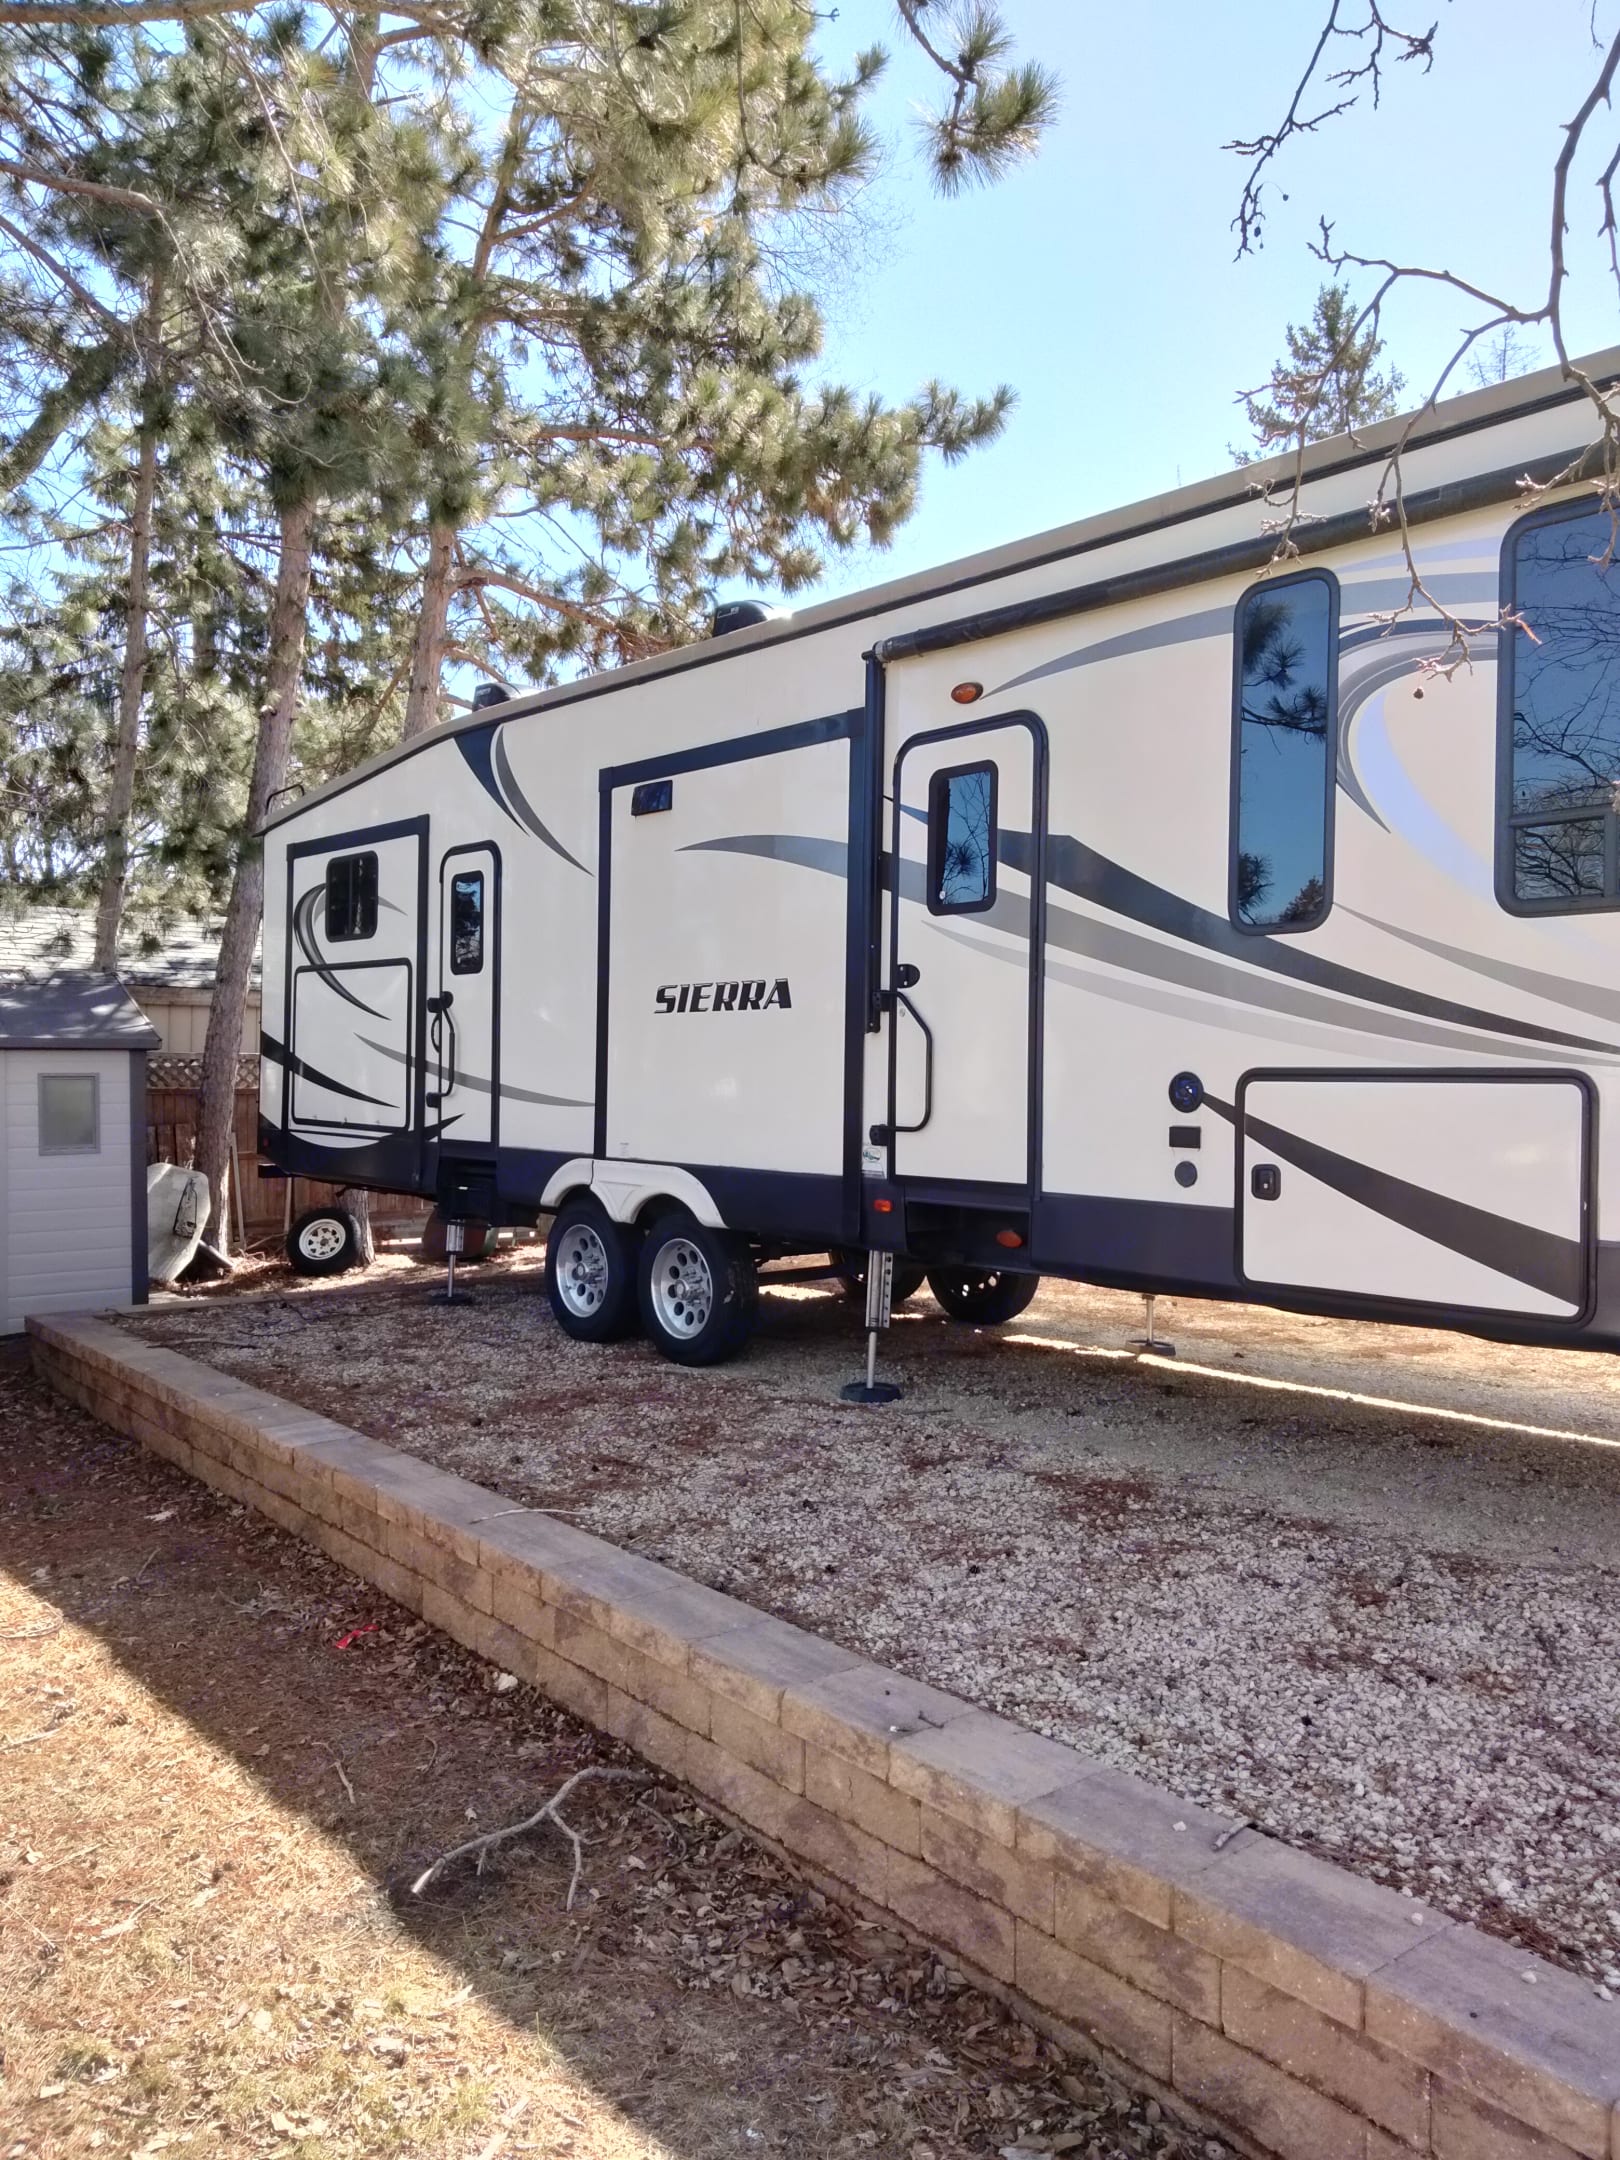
[430,845,500,1148]
[888,714,1046,1192]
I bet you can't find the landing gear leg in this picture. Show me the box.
[1134,1292,1175,1356]
[841,1250,904,1405]
[431,1217,475,1305]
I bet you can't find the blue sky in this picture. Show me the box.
[784,0,1620,607]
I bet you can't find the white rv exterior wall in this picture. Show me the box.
[1,1050,134,1335]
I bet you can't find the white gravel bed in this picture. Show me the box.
[125,1256,1620,1989]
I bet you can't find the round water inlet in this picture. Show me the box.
[649,1234,714,1339]
[553,1219,612,1319]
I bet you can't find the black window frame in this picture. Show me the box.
[926,758,999,917]
[448,868,485,976]
[325,850,378,942]
[1496,498,1620,917]
[1228,567,1340,937]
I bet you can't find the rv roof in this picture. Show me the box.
[268,347,1620,832]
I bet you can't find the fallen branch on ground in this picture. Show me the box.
[411,1765,648,1908]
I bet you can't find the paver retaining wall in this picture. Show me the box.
[30,1310,1620,2160]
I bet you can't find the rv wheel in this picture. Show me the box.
[638,1211,757,1367]
[926,1266,1039,1327]
[829,1249,926,1306]
[544,1196,640,1342]
[287,1206,365,1277]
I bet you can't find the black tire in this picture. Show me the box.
[287,1206,364,1277]
[926,1265,1040,1326]
[545,1196,641,1342]
[829,1248,927,1306]
[638,1209,757,1366]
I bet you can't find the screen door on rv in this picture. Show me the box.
[887,713,1046,1192]
[429,844,500,1148]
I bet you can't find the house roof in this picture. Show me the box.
[0,974,161,1050]
[0,904,259,992]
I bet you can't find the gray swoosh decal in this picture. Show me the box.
[261,1030,393,1109]
[1340,908,1620,1030]
[1205,1094,1583,1309]
[930,923,1571,1064]
[494,732,591,874]
[684,834,849,875]
[688,832,1619,1063]
[294,887,386,1019]
[990,606,1231,697]
[356,1032,588,1109]
[1337,573,1499,616]
[1015,831,1620,1059]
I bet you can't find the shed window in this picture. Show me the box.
[449,871,484,975]
[927,761,997,915]
[1503,505,1620,910]
[325,852,378,941]
[39,1073,99,1153]
[1231,573,1337,932]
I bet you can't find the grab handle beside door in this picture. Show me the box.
[871,986,934,1141]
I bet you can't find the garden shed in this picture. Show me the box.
[0,977,158,1335]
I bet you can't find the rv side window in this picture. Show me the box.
[927,762,997,915]
[1502,504,1620,911]
[325,852,378,941]
[449,871,484,974]
[1230,573,1336,933]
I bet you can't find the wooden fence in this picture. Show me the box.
[146,1055,430,1241]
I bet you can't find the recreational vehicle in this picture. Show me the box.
[261,352,1620,1365]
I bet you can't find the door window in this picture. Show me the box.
[326,852,378,941]
[927,761,998,915]
[449,870,484,974]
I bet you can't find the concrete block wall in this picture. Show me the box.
[30,1312,1620,2160]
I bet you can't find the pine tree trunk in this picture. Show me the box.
[339,1184,375,1265]
[195,494,317,1251]
[400,520,456,741]
[92,283,163,973]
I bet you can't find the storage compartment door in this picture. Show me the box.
[1238,1073,1589,1320]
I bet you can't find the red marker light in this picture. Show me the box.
[994,1227,1024,1249]
[873,1197,894,1214]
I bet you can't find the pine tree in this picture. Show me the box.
[1238,285,1403,460]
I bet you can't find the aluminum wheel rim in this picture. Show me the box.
[555,1222,611,1318]
[297,1218,347,1263]
[650,1236,713,1339]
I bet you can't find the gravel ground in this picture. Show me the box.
[123,1254,1620,1991]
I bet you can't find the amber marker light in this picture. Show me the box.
[873,1197,894,1214]
[950,681,983,704]
[994,1227,1024,1248]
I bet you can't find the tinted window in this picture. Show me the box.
[928,762,997,914]
[1505,506,1620,909]
[449,870,484,974]
[39,1073,98,1153]
[1232,575,1335,931]
[326,852,378,941]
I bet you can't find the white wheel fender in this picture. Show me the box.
[556,1159,724,1229]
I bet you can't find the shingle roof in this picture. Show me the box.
[0,974,161,1049]
[0,904,260,991]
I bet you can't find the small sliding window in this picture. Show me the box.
[927,761,998,915]
[1500,503,1620,913]
[1230,571,1338,933]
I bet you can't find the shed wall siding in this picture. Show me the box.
[2,1049,134,1334]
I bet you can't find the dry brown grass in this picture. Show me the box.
[0,1344,1202,2160]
